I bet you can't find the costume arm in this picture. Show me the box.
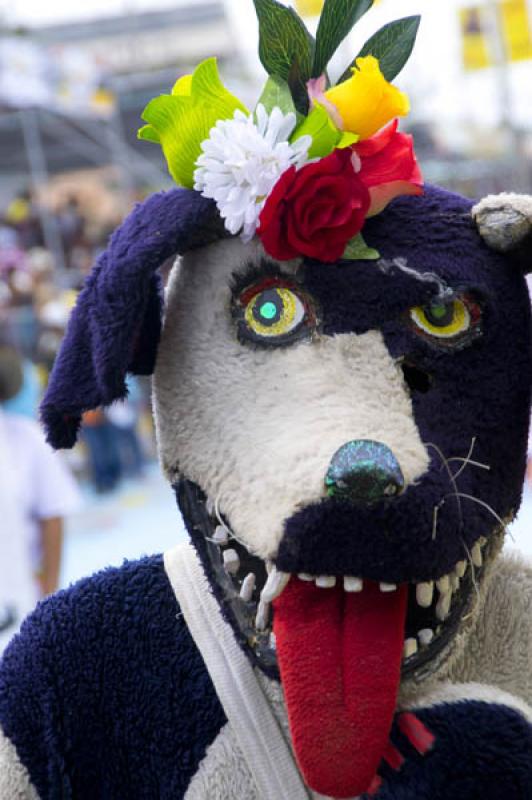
[371,683,532,799]
[0,601,65,800]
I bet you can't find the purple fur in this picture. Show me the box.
[276,186,532,582]
[41,188,227,448]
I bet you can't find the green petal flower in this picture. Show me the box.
[138,58,248,189]
[291,102,358,159]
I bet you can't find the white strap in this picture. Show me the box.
[164,543,310,800]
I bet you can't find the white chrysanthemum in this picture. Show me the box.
[194,104,312,241]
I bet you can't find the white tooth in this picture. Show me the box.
[454,560,467,578]
[223,548,240,575]
[451,575,460,592]
[344,576,363,592]
[479,536,488,548]
[436,575,450,594]
[403,638,418,659]
[255,599,270,631]
[315,575,336,588]
[436,591,452,621]
[418,628,434,647]
[269,632,276,650]
[213,525,229,546]
[206,498,215,517]
[239,573,256,602]
[298,573,314,581]
[379,582,397,592]
[261,567,291,603]
[416,581,434,608]
[471,542,483,568]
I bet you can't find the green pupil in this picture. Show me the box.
[430,304,448,319]
[260,301,278,320]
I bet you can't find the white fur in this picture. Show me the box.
[0,727,39,799]
[154,238,429,559]
[446,551,532,706]
[184,723,261,800]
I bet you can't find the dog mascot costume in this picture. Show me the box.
[1,2,532,798]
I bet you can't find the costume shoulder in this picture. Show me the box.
[449,550,532,705]
[0,554,226,800]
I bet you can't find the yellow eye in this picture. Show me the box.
[410,297,480,342]
[243,286,306,340]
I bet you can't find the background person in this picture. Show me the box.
[0,344,80,652]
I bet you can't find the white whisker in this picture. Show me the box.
[432,499,445,540]
[214,494,250,549]
[448,457,490,473]
[426,441,463,529]
[451,436,477,480]
[460,538,481,601]
[449,437,491,480]
[448,492,515,543]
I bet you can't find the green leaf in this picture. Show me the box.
[342,233,380,261]
[256,76,296,116]
[339,15,420,84]
[252,0,315,114]
[138,58,247,188]
[291,102,358,159]
[337,131,358,148]
[137,124,160,144]
[291,103,338,158]
[313,0,373,77]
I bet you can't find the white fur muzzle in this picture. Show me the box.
[154,239,429,560]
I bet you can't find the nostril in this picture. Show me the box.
[401,360,432,394]
[325,440,405,506]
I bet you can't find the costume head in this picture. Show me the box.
[41,3,532,797]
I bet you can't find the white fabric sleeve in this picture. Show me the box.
[27,421,82,520]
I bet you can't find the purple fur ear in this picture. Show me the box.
[41,187,227,448]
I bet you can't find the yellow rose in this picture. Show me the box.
[325,56,409,140]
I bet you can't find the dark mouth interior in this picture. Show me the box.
[176,479,490,679]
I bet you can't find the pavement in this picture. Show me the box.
[61,468,532,590]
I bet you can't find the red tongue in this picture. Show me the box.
[273,579,408,798]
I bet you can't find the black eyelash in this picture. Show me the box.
[230,259,295,300]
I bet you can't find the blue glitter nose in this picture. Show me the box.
[325,440,405,505]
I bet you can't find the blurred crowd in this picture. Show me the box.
[0,188,156,651]
[0,187,154,485]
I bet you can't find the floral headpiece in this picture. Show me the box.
[139,0,422,263]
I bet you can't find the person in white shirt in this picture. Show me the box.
[0,344,80,652]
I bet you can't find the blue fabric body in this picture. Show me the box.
[2,558,532,798]
[0,556,226,799]
[378,701,532,799]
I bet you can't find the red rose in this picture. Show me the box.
[355,120,424,217]
[257,148,370,263]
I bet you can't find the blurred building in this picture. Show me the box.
[0,0,531,225]
[0,2,250,204]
